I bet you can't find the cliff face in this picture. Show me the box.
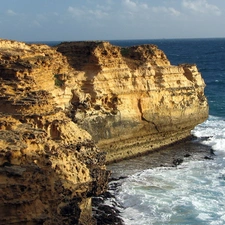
[57,41,208,162]
[0,39,109,225]
[0,39,208,224]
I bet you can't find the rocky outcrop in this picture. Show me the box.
[0,39,109,225]
[0,39,208,224]
[57,41,208,163]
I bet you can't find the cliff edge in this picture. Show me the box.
[57,41,208,162]
[0,39,208,224]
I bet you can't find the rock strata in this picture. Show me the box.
[0,39,208,224]
[57,41,208,163]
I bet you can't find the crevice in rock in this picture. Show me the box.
[137,98,159,132]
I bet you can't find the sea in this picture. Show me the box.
[44,38,225,225]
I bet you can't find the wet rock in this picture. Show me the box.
[94,204,124,225]
[204,156,214,160]
[173,158,184,166]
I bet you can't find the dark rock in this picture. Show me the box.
[204,156,214,160]
[93,205,124,225]
[210,148,215,155]
[172,158,184,166]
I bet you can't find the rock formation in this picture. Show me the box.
[57,41,208,163]
[0,39,208,224]
[0,39,110,225]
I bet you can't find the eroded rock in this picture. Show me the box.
[0,38,208,224]
[57,41,208,163]
[0,39,110,225]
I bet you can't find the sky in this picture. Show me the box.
[0,0,225,41]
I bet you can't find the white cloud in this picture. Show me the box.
[6,9,17,16]
[168,7,181,17]
[152,6,181,16]
[97,4,111,11]
[123,0,137,10]
[68,6,85,17]
[68,6,108,19]
[182,0,221,15]
[141,3,148,10]
[122,0,149,12]
[122,1,180,17]
[88,9,108,19]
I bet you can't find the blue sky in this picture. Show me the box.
[1,0,225,41]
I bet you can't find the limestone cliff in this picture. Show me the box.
[0,39,208,224]
[0,39,109,225]
[57,41,208,162]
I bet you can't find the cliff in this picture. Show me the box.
[0,39,208,224]
[57,41,208,162]
[0,39,109,225]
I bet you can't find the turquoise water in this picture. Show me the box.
[107,38,225,225]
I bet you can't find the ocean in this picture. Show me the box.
[44,38,225,224]
[106,38,225,225]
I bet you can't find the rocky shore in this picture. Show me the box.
[93,136,214,225]
[0,39,208,224]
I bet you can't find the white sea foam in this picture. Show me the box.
[116,161,225,224]
[192,116,225,153]
[113,116,225,225]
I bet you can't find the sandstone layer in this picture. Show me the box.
[56,41,208,163]
[0,39,208,224]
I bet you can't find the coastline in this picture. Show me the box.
[93,135,213,224]
[0,38,208,224]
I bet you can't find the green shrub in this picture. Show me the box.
[54,74,64,87]
[120,47,129,57]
